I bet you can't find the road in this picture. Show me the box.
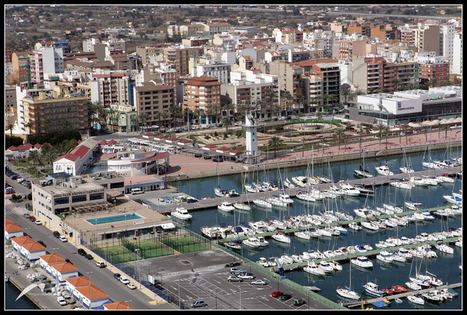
[5,204,174,310]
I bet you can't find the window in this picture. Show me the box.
[90,192,104,201]
[54,197,69,205]
[71,195,87,203]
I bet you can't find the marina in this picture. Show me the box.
[167,147,462,309]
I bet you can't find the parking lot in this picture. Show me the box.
[121,249,326,310]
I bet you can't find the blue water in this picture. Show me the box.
[172,148,463,309]
[87,213,143,225]
[5,282,39,309]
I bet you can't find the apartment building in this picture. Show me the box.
[133,81,176,126]
[11,51,29,83]
[352,55,419,93]
[179,24,205,37]
[204,22,232,35]
[399,24,440,55]
[183,76,221,112]
[190,58,231,84]
[440,23,455,73]
[339,38,368,61]
[90,72,131,107]
[19,85,90,134]
[163,45,204,78]
[417,53,449,87]
[221,70,279,114]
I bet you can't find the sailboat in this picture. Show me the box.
[422,146,439,169]
[336,264,361,300]
[354,153,374,178]
[400,149,415,173]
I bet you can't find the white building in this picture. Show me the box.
[440,22,455,73]
[11,236,47,262]
[5,218,24,240]
[42,47,65,77]
[75,285,110,309]
[452,32,462,75]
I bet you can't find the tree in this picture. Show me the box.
[137,112,150,132]
[268,136,284,158]
[221,117,232,134]
[7,124,14,137]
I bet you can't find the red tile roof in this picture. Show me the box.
[39,253,66,264]
[66,275,94,287]
[104,301,133,310]
[70,145,90,158]
[5,222,23,233]
[76,285,109,301]
[48,261,79,273]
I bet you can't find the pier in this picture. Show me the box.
[344,282,462,309]
[158,166,461,214]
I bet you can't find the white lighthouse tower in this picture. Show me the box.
[244,113,261,164]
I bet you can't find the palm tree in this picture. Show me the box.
[335,128,345,150]
[137,113,150,132]
[268,136,284,158]
[24,122,33,134]
[221,117,232,134]
[7,124,14,137]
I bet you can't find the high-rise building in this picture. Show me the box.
[133,81,176,127]
[183,76,221,112]
[90,72,131,107]
[163,45,204,78]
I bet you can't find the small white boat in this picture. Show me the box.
[361,220,379,231]
[252,199,272,209]
[348,222,362,231]
[443,194,462,205]
[271,232,290,244]
[376,251,394,263]
[375,165,394,176]
[434,244,454,254]
[407,294,425,305]
[294,230,311,240]
[351,256,373,269]
[304,261,326,276]
[283,178,296,188]
[267,196,290,208]
[218,201,235,212]
[330,261,343,271]
[390,180,414,189]
[400,166,415,173]
[405,281,422,291]
[243,237,261,249]
[319,261,335,274]
[233,202,251,211]
[214,186,229,197]
[336,287,361,300]
[363,282,385,297]
[171,207,192,220]
[404,201,422,210]
[354,167,374,178]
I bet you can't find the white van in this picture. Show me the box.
[131,188,144,195]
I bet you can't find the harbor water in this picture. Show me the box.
[5,281,39,309]
[172,148,463,309]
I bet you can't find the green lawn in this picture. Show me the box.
[98,245,136,264]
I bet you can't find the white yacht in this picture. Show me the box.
[278,193,294,204]
[303,261,326,276]
[233,202,251,211]
[336,287,361,300]
[350,256,373,269]
[319,261,335,274]
[375,164,394,176]
[242,237,263,249]
[376,251,394,263]
[294,230,312,240]
[348,222,362,231]
[295,192,317,202]
[283,178,296,189]
[267,196,289,208]
[218,201,235,212]
[390,180,414,189]
[171,207,192,220]
[361,220,379,231]
[271,232,290,244]
[400,166,415,173]
[407,294,425,305]
[405,281,422,291]
[434,244,454,254]
[363,282,385,297]
[354,166,374,178]
[340,183,361,196]
[252,199,272,209]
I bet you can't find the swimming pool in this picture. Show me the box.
[87,213,144,225]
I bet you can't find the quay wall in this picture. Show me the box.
[165,140,462,182]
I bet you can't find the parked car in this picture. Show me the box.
[34,220,42,225]
[113,273,121,280]
[119,276,130,285]
[293,298,306,307]
[190,299,207,308]
[272,291,283,298]
[28,216,36,222]
[227,275,243,282]
[78,248,87,256]
[16,177,24,183]
[95,261,106,268]
[127,283,136,290]
[237,273,255,280]
[5,188,15,194]
[194,153,203,158]
[279,293,292,301]
[225,261,241,268]
[53,231,61,238]
[251,279,267,285]
[203,154,211,160]
[85,254,93,260]
[230,268,247,274]
[57,296,67,306]
[59,235,68,242]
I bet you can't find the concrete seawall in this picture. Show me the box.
[165,140,461,182]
